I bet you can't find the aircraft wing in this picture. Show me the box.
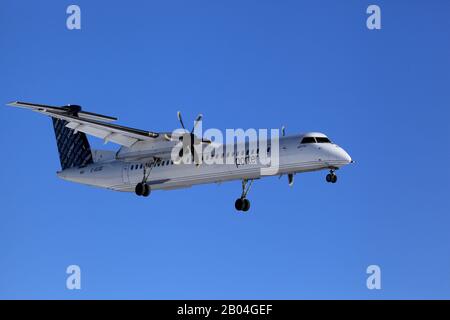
[7,101,160,147]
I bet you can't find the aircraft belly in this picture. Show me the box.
[87,153,329,193]
[58,162,125,189]
[122,162,262,191]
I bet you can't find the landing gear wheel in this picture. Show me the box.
[235,198,250,212]
[242,199,250,212]
[142,183,151,197]
[235,198,244,211]
[135,182,144,196]
[235,179,253,212]
[326,170,338,183]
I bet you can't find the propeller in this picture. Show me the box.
[176,111,209,164]
[178,111,203,134]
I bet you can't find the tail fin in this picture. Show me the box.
[52,118,93,170]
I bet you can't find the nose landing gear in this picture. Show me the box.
[235,179,253,212]
[326,169,338,183]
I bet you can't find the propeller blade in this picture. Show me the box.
[177,111,186,130]
[281,125,286,137]
[191,114,203,133]
[194,114,203,123]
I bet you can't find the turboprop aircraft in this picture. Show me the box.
[7,101,353,212]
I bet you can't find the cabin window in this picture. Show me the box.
[301,137,316,144]
[267,147,271,153]
[316,137,331,143]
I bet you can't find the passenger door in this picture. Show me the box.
[122,163,130,184]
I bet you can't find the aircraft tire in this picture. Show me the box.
[135,183,144,196]
[142,183,151,197]
[242,199,250,212]
[235,198,244,211]
[331,174,337,183]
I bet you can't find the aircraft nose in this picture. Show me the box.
[337,148,352,164]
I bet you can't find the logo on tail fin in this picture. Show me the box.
[52,118,93,170]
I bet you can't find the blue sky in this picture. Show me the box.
[1,0,449,299]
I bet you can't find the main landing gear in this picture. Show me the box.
[235,179,253,212]
[135,161,156,197]
[326,169,338,184]
[135,182,150,197]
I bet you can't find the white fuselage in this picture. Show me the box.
[57,134,352,192]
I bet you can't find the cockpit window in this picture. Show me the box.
[301,137,316,144]
[301,136,332,144]
[316,137,331,143]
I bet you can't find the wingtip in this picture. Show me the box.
[6,101,18,106]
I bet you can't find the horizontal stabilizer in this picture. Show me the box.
[7,101,118,122]
[7,101,160,147]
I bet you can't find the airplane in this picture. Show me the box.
[7,101,353,212]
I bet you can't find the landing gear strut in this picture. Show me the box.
[135,161,157,197]
[235,179,253,212]
[326,169,338,184]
